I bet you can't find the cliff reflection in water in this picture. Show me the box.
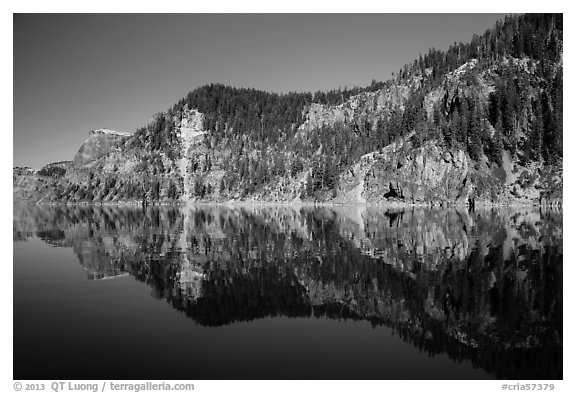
[13,204,562,379]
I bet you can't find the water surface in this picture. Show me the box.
[13,204,562,379]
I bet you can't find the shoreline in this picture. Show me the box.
[17,199,562,209]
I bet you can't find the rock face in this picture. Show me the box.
[335,135,471,204]
[73,129,131,167]
[13,167,43,202]
[175,106,206,201]
[299,83,412,134]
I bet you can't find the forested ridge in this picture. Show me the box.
[14,14,563,205]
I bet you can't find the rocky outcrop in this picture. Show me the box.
[335,135,471,204]
[175,106,206,201]
[73,129,131,167]
[298,83,412,134]
[13,167,43,201]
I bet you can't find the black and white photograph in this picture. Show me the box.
[9,7,567,390]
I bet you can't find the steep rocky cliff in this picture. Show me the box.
[175,106,206,202]
[73,129,131,167]
[334,134,471,204]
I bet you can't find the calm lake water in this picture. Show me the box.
[13,204,562,380]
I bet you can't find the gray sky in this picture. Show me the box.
[14,13,507,169]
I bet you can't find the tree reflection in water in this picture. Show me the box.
[13,204,562,379]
